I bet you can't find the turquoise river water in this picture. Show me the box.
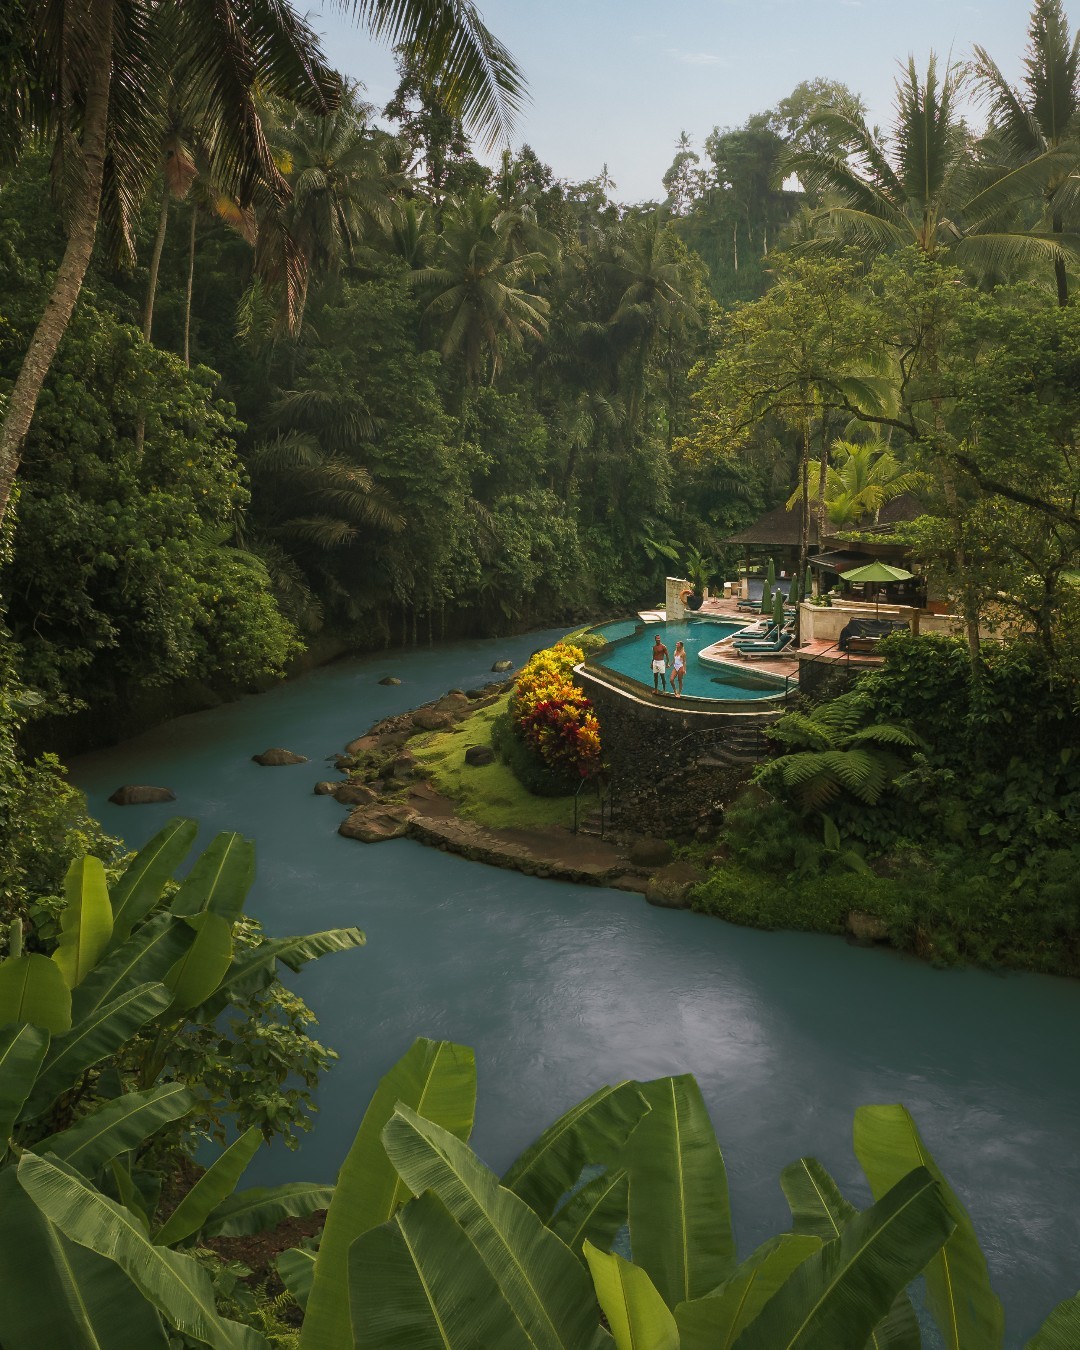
[69,628,1080,1345]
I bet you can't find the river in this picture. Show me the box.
[70,627,1080,1346]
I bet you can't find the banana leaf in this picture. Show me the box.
[626,1074,736,1307]
[503,1081,648,1220]
[549,1167,629,1261]
[17,1152,267,1350]
[302,1037,476,1350]
[110,818,199,945]
[381,1104,602,1350]
[675,1235,821,1350]
[731,1167,954,1350]
[277,1246,316,1310]
[1027,1291,1080,1348]
[0,952,72,1033]
[0,1022,49,1152]
[202,1182,334,1238]
[170,833,254,924]
[53,856,113,989]
[854,1104,1005,1350]
[41,1082,194,1174]
[0,1168,169,1350]
[585,1242,678,1350]
[72,914,194,1024]
[349,1190,531,1349]
[154,1126,261,1246]
[24,982,172,1119]
[166,912,233,1012]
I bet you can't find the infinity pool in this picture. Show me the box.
[591,619,785,700]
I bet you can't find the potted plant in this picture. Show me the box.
[681,545,715,611]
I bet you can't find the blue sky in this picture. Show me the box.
[312,0,1059,201]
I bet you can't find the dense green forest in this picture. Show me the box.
[2,0,1080,1343]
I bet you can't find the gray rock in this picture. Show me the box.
[391,751,419,780]
[628,836,674,867]
[253,748,309,766]
[645,862,705,909]
[848,910,890,943]
[338,803,417,843]
[334,782,378,806]
[334,754,357,772]
[379,676,402,686]
[433,692,471,719]
[413,707,455,732]
[313,781,339,795]
[492,659,514,673]
[465,688,486,700]
[464,745,495,767]
[108,785,176,806]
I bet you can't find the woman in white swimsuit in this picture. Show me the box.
[671,640,687,697]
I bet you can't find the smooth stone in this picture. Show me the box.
[645,861,706,909]
[379,676,402,686]
[108,785,176,806]
[491,660,513,672]
[413,707,455,732]
[629,836,675,868]
[338,803,417,843]
[464,745,495,767]
[848,910,890,943]
[465,688,486,700]
[253,748,309,766]
[391,752,419,780]
[334,782,379,806]
[432,692,471,719]
[313,781,339,795]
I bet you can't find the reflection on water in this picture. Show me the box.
[70,628,1080,1346]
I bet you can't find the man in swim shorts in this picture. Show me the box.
[651,634,670,692]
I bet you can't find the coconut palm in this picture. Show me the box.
[0,0,526,531]
[787,439,926,528]
[417,187,551,385]
[973,0,1080,305]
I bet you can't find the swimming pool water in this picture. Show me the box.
[593,619,783,700]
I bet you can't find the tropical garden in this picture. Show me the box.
[1,0,1080,1341]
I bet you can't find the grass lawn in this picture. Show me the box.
[410,693,576,831]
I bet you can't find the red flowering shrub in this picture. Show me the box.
[511,643,602,780]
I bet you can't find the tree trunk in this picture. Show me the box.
[796,414,811,645]
[1053,213,1068,308]
[143,181,171,342]
[183,203,197,367]
[816,416,830,544]
[0,0,115,529]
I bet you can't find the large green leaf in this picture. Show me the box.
[17,1152,266,1350]
[0,1167,169,1350]
[302,1037,477,1350]
[170,832,255,924]
[549,1167,629,1260]
[0,952,72,1033]
[503,1081,649,1220]
[0,1022,49,1151]
[675,1235,821,1350]
[72,913,194,1023]
[52,856,114,989]
[854,1104,1005,1350]
[277,1246,316,1311]
[585,1242,678,1350]
[626,1074,736,1307]
[349,1190,532,1349]
[166,912,234,1012]
[781,1157,920,1349]
[200,927,366,1016]
[202,1182,334,1238]
[1027,1291,1080,1348]
[731,1167,954,1350]
[154,1126,262,1246]
[24,981,172,1119]
[380,1104,602,1350]
[110,817,199,945]
[41,1083,194,1174]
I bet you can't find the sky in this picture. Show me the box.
[311,0,1060,202]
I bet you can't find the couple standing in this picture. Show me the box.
[651,635,686,696]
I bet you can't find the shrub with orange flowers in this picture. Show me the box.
[510,643,603,781]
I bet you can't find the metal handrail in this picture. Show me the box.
[572,776,612,837]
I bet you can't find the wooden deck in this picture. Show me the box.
[694,596,886,681]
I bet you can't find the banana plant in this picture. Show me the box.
[0,819,364,1349]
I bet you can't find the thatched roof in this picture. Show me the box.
[724,501,818,548]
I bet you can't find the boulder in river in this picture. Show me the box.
[334,782,379,807]
[314,781,339,795]
[379,676,402,686]
[339,803,417,843]
[491,659,513,673]
[253,748,309,766]
[464,745,495,767]
[108,785,176,806]
[645,861,705,910]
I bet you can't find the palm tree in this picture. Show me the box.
[416,187,550,385]
[0,0,526,530]
[786,439,926,528]
[973,0,1080,305]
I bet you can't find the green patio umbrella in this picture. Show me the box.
[760,579,772,614]
[788,574,801,606]
[772,587,785,629]
[804,565,813,598]
[841,561,915,615]
[766,557,776,589]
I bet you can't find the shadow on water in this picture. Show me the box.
[69,627,1080,1346]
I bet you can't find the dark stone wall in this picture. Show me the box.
[796,654,863,701]
[575,665,784,838]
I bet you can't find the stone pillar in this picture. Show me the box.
[666,577,689,620]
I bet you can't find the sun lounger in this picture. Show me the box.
[733,632,794,658]
[732,625,778,649]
